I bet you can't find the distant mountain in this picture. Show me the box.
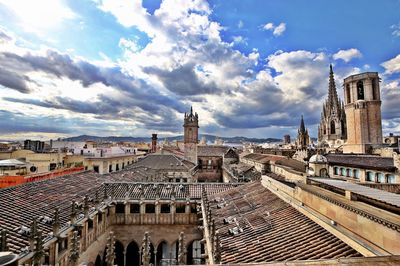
[62,134,282,144]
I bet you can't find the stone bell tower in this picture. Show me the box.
[343,72,382,154]
[183,107,199,163]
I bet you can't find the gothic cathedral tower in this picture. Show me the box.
[318,65,347,147]
[183,107,199,163]
[343,72,382,154]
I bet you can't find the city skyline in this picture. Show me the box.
[0,0,400,140]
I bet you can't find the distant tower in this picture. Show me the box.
[318,65,347,146]
[183,107,199,163]
[343,72,382,153]
[283,135,291,144]
[151,134,157,153]
[295,115,310,149]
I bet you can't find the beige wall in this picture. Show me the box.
[85,154,140,174]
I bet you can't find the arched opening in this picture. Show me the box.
[341,120,346,137]
[95,255,102,266]
[170,241,179,263]
[149,243,156,265]
[330,120,336,134]
[320,168,327,177]
[357,80,364,100]
[115,241,124,266]
[346,84,351,103]
[156,241,169,266]
[126,241,140,266]
[187,240,205,265]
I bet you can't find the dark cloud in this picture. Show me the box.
[0,68,30,93]
[145,64,218,96]
[0,50,186,115]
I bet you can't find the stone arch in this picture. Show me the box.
[357,80,364,100]
[126,241,140,266]
[187,239,205,265]
[114,240,124,266]
[95,255,102,266]
[156,240,170,265]
[170,240,179,263]
[320,168,328,177]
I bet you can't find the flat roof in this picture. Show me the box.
[309,178,400,208]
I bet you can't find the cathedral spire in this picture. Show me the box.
[328,64,339,109]
[299,115,305,134]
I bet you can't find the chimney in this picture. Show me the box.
[151,134,158,153]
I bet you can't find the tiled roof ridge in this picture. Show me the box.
[297,183,400,232]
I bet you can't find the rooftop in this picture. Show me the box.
[197,145,229,157]
[206,181,361,264]
[133,154,195,170]
[325,154,395,172]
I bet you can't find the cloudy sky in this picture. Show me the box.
[0,0,399,140]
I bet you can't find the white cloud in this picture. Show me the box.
[261,22,286,36]
[263,22,274,30]
[238,20,243,29]
[332,48,362,62]
[381,54,400,74]
[0,0,76,34]
[232,35,247,45]
[391,23,400,37]
[273,23,286,36]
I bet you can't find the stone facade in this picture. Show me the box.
[343,72,383,153]
[318,65,347,147]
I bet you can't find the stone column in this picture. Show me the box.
[155,200,160,224]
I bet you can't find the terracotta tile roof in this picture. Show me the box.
[325,154,396,172]
[274,158,306,173]
[207,181,361,264]
[133,154,195,170]
[197,145,229,157]
[242,153,286,164]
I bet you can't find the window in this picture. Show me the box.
[334,167,339,175]
[116,164,120,171]
[330,121,336,134]
[353,169,359,179]
[160,204,170,213]
[341,168,346,176]
[357,81,364,100]
[366,171,374,182]
[58,238,68,253]
[377,173,385,183]
[116,203,125,214]
[387,175,395,184]
[347,169,352,177]
[109,164,113,173]
[371,78,378,100]
[93,165,99,173]
[176,204,186,213]
[88,219,93,230]
[130,204,140,213]
[146,204,155,213]
[191,204,197,213]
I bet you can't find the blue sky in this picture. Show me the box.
[0,0,399,140]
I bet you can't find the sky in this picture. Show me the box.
[0,0,400,140]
